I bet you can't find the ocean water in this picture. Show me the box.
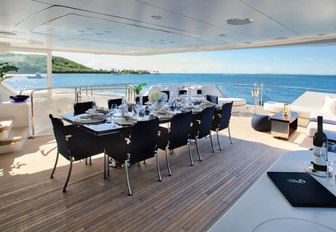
[5,73,336,105]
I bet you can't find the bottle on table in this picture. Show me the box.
[313,116,328,171]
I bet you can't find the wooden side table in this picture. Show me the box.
[270,111,299,139]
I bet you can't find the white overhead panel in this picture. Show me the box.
[0,0,335,54]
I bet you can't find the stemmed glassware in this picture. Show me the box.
[132,103,140,117]
[92,101,97,113]
[109,103,118,123]
[321,142,335,185]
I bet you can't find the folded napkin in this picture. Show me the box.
[74,113,106,124]
[115,117,136,125]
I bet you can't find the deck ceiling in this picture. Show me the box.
[1,0,336,55]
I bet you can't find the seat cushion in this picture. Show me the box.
[251,114,271,132]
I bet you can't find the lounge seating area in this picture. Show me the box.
[264,91,336,136]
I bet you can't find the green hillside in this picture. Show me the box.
[0,53,151,74]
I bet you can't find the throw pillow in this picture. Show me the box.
[322,96,336,114]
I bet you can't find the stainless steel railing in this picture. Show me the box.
[19,84,134,137]
[17,81,336,136]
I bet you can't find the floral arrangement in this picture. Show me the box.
[149,91,168,104]
[134,83,147,95]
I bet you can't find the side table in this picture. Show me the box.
[270,111,299,139]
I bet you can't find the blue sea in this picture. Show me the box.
[5,73,336,105]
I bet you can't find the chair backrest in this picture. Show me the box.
[50,114,105,161]
[179,89,187,95]
[129,118,160,164]
[135,95,149,104]
[213,102,233,131]
[73,101,93,115]
[169,111,192,149]
[108,98,123,109]
[49,114,70,160]
[191,106,216,139]
[206,95,218,104]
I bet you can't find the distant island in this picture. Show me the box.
[0,53,154,74]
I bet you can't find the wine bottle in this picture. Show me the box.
[312,116,328,171]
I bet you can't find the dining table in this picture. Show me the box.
[61,100,217,136]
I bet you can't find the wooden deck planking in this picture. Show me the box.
[0,114,312,231]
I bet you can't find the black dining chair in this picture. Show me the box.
[211,102,233,150]
[73,101,93,115]
[206,95,218,104]
[158,111,193,175]
[104,118,161,195]
[179,89,187,95]
[107,98,123,109]
[49,114,105,192]
[190,105,216,161]
[135,95,149,104]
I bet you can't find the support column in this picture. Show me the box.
[47,50,52,88]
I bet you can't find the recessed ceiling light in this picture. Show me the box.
[226,18,253,25]
[151,15,162,20]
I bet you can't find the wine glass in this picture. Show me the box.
[132,104,140,117]
[321,142,335,185]
[92,101,97,113]
[110,103,118,119]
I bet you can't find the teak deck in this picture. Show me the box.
[0,113,312,231]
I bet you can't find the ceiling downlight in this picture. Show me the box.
[226,18,253,25]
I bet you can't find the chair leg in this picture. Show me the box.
[216,131,222,150]
[104,154,106,179]
[85,158,88,165]
[50,151,59,178]
[209,133,215,153]
[89,156,92,165]
[165,148,172,176]
[228,126,233,144]
[156,154,162,182]
[195,137,202,161]
[63,157,73,192]
[125,159,132,196]
[107,156,110,178]
[188,141,194,166]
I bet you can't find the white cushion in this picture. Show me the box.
[306,120,336,137]
[322,96,336,114]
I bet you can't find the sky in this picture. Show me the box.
[54,44,336,75]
